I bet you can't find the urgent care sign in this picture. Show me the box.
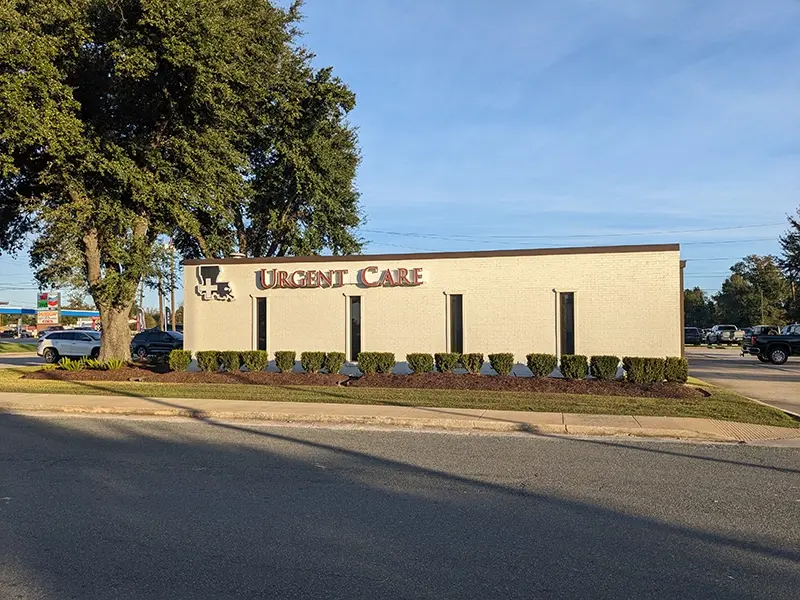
[258,266,424,289]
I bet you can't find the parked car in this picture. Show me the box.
[741,326,781,358]
[684,327,703,345]
[130,328,184,359]
[743,330,800,365]
[0,329,16,339]
[37,330,101,363]
[18,330,34,338]
[782,324,800,336]
[706,324,745,345]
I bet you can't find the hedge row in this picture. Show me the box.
[169,350,689,383]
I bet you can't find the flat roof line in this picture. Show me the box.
[183,243,681,266]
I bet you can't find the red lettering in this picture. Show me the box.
[334,269,349,287]
[412,268,423,285]
[289,270,304,288]
[360,266,380,287]
[259,269,276,289]
[277,271,290,288]
[318,270,333,288]
[379,268,398,287]
[397,268,411,286]
[305,270,318,288]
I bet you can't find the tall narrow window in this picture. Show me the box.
[450,294,463,354]
[350,296,361,361]
[560,292,575,355]
[257,297,267,351]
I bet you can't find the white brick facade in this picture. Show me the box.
[184,244,682,361]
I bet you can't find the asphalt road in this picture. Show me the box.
[687,347,800,416]
[1,416,798,599]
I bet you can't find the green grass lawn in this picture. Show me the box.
[0,342,36,353]
[0,367,796,428]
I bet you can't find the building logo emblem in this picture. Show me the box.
[195,266,234,301]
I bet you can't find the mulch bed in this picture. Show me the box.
[24,366,348,387]
[24,366,703,399]
[346,373,704,399]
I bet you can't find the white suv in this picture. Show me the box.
[38,330,101,363]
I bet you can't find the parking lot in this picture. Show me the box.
[687,346,800,416]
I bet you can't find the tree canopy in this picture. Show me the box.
[0,0,362,359]
[683,287,713,328]
[712,255,790,326]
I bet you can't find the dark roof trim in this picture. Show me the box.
[183,243,680,266]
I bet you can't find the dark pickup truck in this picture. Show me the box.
[742,331,800,365]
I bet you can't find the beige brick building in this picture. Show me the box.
[183,244,684,364]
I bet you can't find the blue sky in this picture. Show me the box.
[1,0,799,308]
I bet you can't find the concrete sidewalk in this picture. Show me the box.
[1,391,799,444]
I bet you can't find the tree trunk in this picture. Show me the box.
[99,304,133,361]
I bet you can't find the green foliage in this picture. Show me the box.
[560,355,589,380]
[590,355,620,381]
[40,363,58,371]
[488,353,514,376]
[59,357,86,371]
[406,353,435,374]
[623,357,666,384]
[196,351,220,373]
[241,350,269,372]
[300,352,325,374]
[324,352,346,375]
[84,359,104,370]
[664,357,689,383]
[168,350,192,372]
[714,255,790,326]
[461,353,484,374]
[0,1,361,361]
[684,287,714,328]
[434,353,461,373]
[274,351,296,373]
[219,351,242,373]
[358,352,395,375]
[526,353,557,378]
[103,359,126,371]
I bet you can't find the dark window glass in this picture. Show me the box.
[450,294,463,354]
[560,292,575,355]
[77,333,93,342]
[257,298,267,351]
[350,296,361,361]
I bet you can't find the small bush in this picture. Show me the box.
[300,351,325,374]
[103,358,126,371]
[590,355,620,380]
[560,354,588,379]
[434,352,461,373]
[219,350,241,372]
[623,357,666,384]
[40,363,58,371]
[84,358,103,370]
[324,352,345,375]
[407,353,435,374]
[376,352,395,374]
[488,353,514,376]
[462,353,484,374]
[196,351,220,372]
[274,350,296,373]
[59,357,86,371]
[241,350,269,372]
[526,353,557,377]
[664,356,689,383]
[168,350,192,372]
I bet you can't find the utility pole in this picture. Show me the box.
[158,275,165,331]
[170,238,176,331]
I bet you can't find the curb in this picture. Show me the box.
[0,403,733,442]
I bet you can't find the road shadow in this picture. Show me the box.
[1,413,799,599]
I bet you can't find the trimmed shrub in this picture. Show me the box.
[169,350,192,372]
[488,353,514,376]
[220,351,241,372]
[324,352,346,375]
[560,354,588,379]
[526,353,557,378]
[623,357,666,384]
[300,351,325,374]
[241,350,269,372]
[664,356,689,383]
[196,351,220,372]
[407,353,435,374]
[462,353,484,374]
[376,352,395,374]
[274,350,296,373]
[590,355,620,381]
[434,352,461,373]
